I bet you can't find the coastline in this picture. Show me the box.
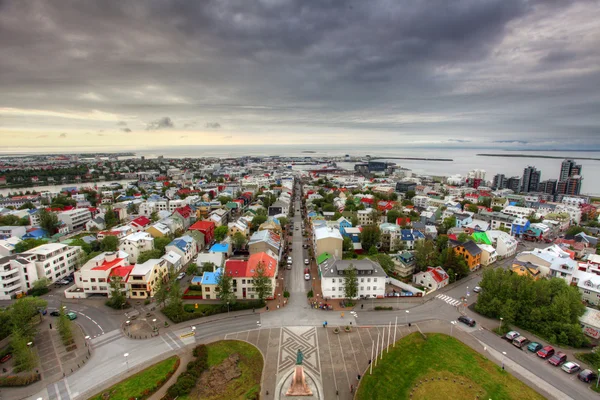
[477,154,600,161]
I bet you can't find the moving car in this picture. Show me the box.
[548,351,567,366]
[561,362,580,374]
[50,310,61,317]
[303,244,308,249]
[536,346,555,359]
[512,336,530,349]
[578,369,598,383]
[473,286,482,293]
[66,312,78,320]
[457,316,475,327]
[504,331,520,341]
[527,342,543,353]
[304,268,310,281]
[177,272,186,280]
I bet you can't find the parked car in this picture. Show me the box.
[548,352,567,366]
[0,354,12,363]
[304,259,309,265]
[177,272,186,280]
[287,257,293,265]
[527,342,543,353]
[578,369,598,383]
[505,331,520,341]
[56,279,70,286]
[537,346,555,359]
[304,268,310,281]
[50,310,61,317]
[458,316,475,327]
[303,244,308,249]
[561,362,580,374]
[473,286,482,293]
[66,312,78,321]
[512,336,530,349]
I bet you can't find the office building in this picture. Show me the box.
[492,174,507,190]
[521,166,541,193]
[507,176,521,193]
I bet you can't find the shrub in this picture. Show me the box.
[162,301,265,323]
[374,306,393,311]
[163,345,209,399]
[26,287,49,297]
[0,373,40,387]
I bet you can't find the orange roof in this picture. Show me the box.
[247,252,277,277]
[109,265,134,278]
[92,257,125,271]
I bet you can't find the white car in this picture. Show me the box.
[304,259,309,265]
[561,362,580,374]
[304,273,311,281]
[177,272,186,280]
[473,286,482,293]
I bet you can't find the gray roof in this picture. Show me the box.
[320,256,387,278]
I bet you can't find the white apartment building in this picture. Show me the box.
[74,251,131,297]
[139,201,157,217]
[0,237,21,257]
[357,209,374,225]
[412,195,430,209]
[319,257,386,299]
[168,199,187,212]
[0,254,39,299]
[562,196,587,207]
[128,258,168,299]
[58,208,92,231]
[486,230,518,258]
[119,232,155,264]
[503,206,535,219]
[26,243,82,282]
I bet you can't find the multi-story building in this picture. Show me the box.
[486,230,518,257]
[248,230,282,258]
[319,257,387,299]
[58,208,92,232]
[538,179,557,196]
[224,251,277,300]
[412,266,449,292]
[118,232,155,264]
[165,235,198,270]
[357,209,374,225]
[127,258,168,299]
[74,251,132,297]
[313,226,343,258]
[492,174,507,190]
[0,237,21,257]
[189,220,216,245]
[522,166,541,193]
[506,176,521,193]
[560,159,582,181]
[0,254,39,299]
[450,240,482,271]
[23,243,82,283]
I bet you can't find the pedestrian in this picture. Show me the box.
[357,374,361,380]
[341,312,344,318]
[253,308,255,313]
[368,359,372,364]
[350,384,354,393]
[361,304,364,309]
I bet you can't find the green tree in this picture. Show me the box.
[439,216,456,234]
[253,261,273,302]
[168,280,183,309]
[57,304,73,345]
[186,263,198,276]
[104,206,118,229]
[14,239,47,254]
[467,204,479,213]
[343,236,353,252]
[491,206,503,212]
[216,271,236,305]
[405,190,416,200]
[10,297,47,339]
[11,329,37,372]
[232,232,247,250]
[106,276,127,309]
[154,236,172,255]
[214,226,229,242]
[350,215,359,227]
[278,217,289,227]
[368,245,378,256]
[457,233,469,243]
[100,235,119,252]
[137,249,162,264]
[18,202,36,210]
[251,215,268,228]
[436,235,449,253]
[566,226,588,236]
[201,262,216,273]
[127,202,139,214]
[343,265,358,299]
[38,209,59,235]
[386,209,402,224]
[360,225,381,251]
[150,211,159,222]
[154,272,170,308]
[69,238,92,254]
[414,240,436,272]
[370,253,395,274]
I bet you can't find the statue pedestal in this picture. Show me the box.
[286,366,313,396]
[275,367,323,399]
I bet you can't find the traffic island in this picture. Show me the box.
[122,317,159,340]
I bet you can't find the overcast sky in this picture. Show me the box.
[1,0,599,152]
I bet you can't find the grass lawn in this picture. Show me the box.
[357,333,545,400]
[88,356,179,400]
[193,340,263,400]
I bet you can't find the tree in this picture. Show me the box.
[343,265,358,299]
[127,202,139,214]
[251,215,268,228]
[491,206,503,212]
[439,216,456,234]
[186,263,198,276]
[150,211,159,222]
[11,329,37,372]
[154,236,172,255]
[214,226,229,242]
[29,277,51,296]
[14,239,46,253]
[405,190,416,200]
[101,235,119,252]
[216,272,236,305]
[360,225,381,251]
[154,272,169,308]
[253,261,273,302]
[18,202,36,210]
[386,209,402,224]
[69,238,93,254]
[137,249,162,264]
[368,246,378,256]
[392,237,406,252]
[168,280,183,309]
[10,297,47,339]
[457,233,469,243]
[201,262,216,273]
[57,304,73,345]
[106,277,127,309]
[343,236,353,252]
[370,253,395,274]
[351,215,359,227]
[104,206,118,229]
[278,217,289,227]
[566,226,588,236]
[39,209,59,235]
[467,204,479,213]
[414,240,436,272]
[436,235,449,253]
[232,232,247,250]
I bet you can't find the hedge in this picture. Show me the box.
[163,344,209,399]
[374,306,393,311]
[0,373,40,387]
[162,300,265,323]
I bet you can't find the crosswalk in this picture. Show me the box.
[435,294,462,306]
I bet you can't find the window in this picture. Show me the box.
[361,278,364,283]
[584,290,591,294]
[332,287,336,291]
[206,287,210,292]
[367,278,371,283]
[91,278,96,282]
[367,286,371,290]
[339,287,343,291]
[360,286,364,291]
[332,279,335,283]
[374,278,377,282]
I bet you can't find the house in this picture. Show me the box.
[248,230,281,258]
[0,226,27,239]
[0,237,21,257]
[22,228,48,240]
[165,235,198,269]
[146,222,171,238]
[127,258,169,299]
[196,252,225,269]
[74,251,131,297]
[57,208,92,232]
[224,251,278,300]
[258,217,282,235]
[209,242,233,257]
[173,205,194,230]
[184,230,206,253]
[450,240,482,271]
[477,244,498,266]
[486,230,518,258]
[357,209,374,225]
[189,220,216,245]
[228,219,250,238]
[412,266,449,292]
[319,257,387,299]
[161,251,182,272]
[313,226,343,259]
[85,215,106,231]
[379,223,402,252]
[208,208,230,227]
[399,229,425,251]
[118,232,155,264]
[131,216,152,232]
[515,245,577,279]
[454,213,473,228]
[511,260,542,280]
[199,267,223,300]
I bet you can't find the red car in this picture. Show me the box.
[548,352,567,367]
[536,346,555,359]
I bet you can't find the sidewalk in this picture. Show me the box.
[147,351,195,400]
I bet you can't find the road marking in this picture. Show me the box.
[325,325,339,393]
[160,335,175,350]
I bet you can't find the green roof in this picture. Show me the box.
[472,232,491,245]
[317,252,332,264]
[226,201,239,209]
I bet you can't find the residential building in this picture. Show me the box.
[258,218,282,235]
[450,240,482,271]
[228,219,249,238]
[379,223,401,252]
[560,159,582,181]
[131,216,152,232]
[0,237,21,257]
[538,179,557,196]
[199,267,223,300]
[396,181,417,193]
[146,222,171,238]
[357,209,374,225]
[189,220,216,245]
[492,174,507,190]
[503,206,534,219]
[165,235,198,269]
[319,257,387,299]
[412,195,430,209]
[22,243,83,283]
[399,229,425,250]
[0,253,40,299]
[248,230,282,258]
[506,176,521,193]
[196,252,225,269]
[128,258,168,299]
[477,244,498,266]
[162,251,182,272]
[118,232,155,264]
[522,166,541,193]
[224,251,278,300]
[412,266,449,292]
[0,226,26,239]
[74,251,131,297]
[85,215,106,231]
[314,226,343,258]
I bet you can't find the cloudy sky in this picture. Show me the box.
[1,0,599,152]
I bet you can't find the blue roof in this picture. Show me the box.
[200,268,222,285]
[400,229,425,241]
[209,243,230,253]
[191,276,203,285]
[22,228,47,239]
[168,235,194,252]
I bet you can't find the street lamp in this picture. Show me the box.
[227,301,230,314]
[405,310,409,325]
[192,326,196,336]
[124,353,130,371]
[499,317,504,331]
[501,351,507,370]
[27,341,33,357]
[450,321,457,336]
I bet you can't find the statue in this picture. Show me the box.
[286,349,312,396]
[296,349,304,365]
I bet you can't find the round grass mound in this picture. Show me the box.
[356,332,544,400]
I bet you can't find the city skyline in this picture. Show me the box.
[1,1,599,150]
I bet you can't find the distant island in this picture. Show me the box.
[478,153,600,161]
[302,151,316,153]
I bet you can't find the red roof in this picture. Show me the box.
[448,234,458,241]
[225,260,248,277]
[92,257,125,271]
[429,267,448,283]
[109,265,134,278]
[247,252,277,277]
[132,216,151,227]
[360,198,373,204]
[396,217,411,226]
[174,205,192,219]
[190,220,215,231]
